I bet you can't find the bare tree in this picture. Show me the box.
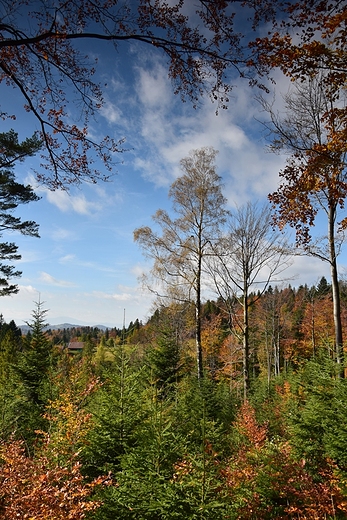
[134,147,228,380]
[208,202,291,399]
[260,75,347,370]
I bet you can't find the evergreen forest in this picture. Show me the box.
[2,280,347,519]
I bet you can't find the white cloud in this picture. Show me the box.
[45,190,100,215]
[17,250,41,264]
[131,79,286,203]
[121,52,286,203]
[58,254,117,273]
[136,63,172,108]
[131,263,149,278]
[99,99,122,124]
[24,178,102,216]
[59,254,76,264]
[18,284,40,296]
[92,290,133,301]
[39,271,75,287]
[284,254,332,288]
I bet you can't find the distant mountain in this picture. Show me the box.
[19,322,111,333]
[48,316,114,327]
[48,323,110,331]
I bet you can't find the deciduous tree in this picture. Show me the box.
[208,202,290,398]
[263,77,347,371]
[0,0,266,188]
[134,147,228,380]
[253,0,347,101]
[0,439,105,519]
[223,399,347,519]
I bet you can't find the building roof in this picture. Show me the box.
[67,341,84,352]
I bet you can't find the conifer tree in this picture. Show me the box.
[0,318,22,385]
[85,346,146,477]
[12,300,53,441]
[19,300,51,405]
[0,130,41,295]
[94,335,107,374]
[0,323,23,439]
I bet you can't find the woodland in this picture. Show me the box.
[1,0,347,518]
[1,280,347,519]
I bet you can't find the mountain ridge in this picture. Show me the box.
[19,322,111,333]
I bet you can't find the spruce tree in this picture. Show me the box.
[0,323,23,439]
[84,345,146,477]
[12,300,53,441]
[18,301,52,406]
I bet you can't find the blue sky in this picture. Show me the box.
[0,39,341,328]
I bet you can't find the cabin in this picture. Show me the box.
[67,341,84,353]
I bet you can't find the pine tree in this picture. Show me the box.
[0,130,41,295]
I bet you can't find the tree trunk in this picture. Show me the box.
[328,205,343,374]
[243,288,249,400]
[196,255,203,380]
[310,295,316,357]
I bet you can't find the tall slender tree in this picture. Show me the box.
[134,147,228,379]
[15,300,52,415]
[262,77,347,372]
[208,202,290,399]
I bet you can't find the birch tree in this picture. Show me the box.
[208,202,290,399]
[134,147,228,380]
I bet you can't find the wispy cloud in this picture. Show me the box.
[39,271,76,287]
[18,250,41,264]
[128,56,287,203]
[51,228,77,241]
[59,254,117,273]
[131,263,149,278]
[92,290,133,301]
[45,190,101,215]
[99,98,123,124]
[26,174,102,215]
[59,254,76,263]
[136,62,172,109]
[17,284,40,296]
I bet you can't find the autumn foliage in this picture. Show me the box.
[0,439,105,519]
[0,0,263,188]
[2,2,347,518]
[1,285,347,518]
[222,401,347,519]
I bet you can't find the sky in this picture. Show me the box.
[0,23,344,329]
